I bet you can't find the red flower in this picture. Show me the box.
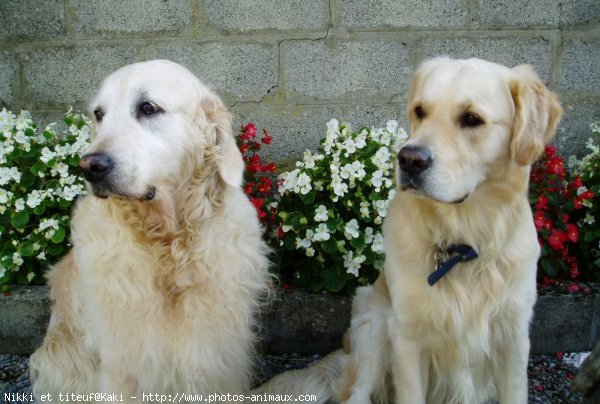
[240,143,250,154]
[261,162,276,173]
[547,229,565,250]
[258,177,273,193]
[566,223,578,242]
[534,211,546,230]
[556,352,564,360]
[261,129,272,145]
[566,283,580,293]
[572,176,583,189]
[245,123,257,138]
[535,195,548,210]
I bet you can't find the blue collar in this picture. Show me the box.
[427,244,479,286]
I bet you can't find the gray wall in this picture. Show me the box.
[1,0,599,163]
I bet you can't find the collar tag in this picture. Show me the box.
[428,244,478,286]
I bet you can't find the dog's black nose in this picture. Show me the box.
[398,146,433,175]
[79,153,114,183]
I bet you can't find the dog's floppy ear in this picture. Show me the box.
[509,65,563,166]
[200,93,245,187]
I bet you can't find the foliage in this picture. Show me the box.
[0,108,90,288]
[570,122,600,277]
[529,145,593,285]
[274,119,406,293]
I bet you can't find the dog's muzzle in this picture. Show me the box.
[397,145,432,190]
[79,153,114,184]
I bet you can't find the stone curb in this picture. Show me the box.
[1,287,598,356]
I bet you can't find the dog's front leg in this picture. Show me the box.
[495,329,530,403]
[389,318,428,404]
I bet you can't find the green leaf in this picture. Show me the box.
[19,242,35,257]
[51,227,66,244]
[300,190,316,205]
[350,236,365,249]
[321,237,338,255]
[323,264,347,292]
[20,173,36,188]
[43,130,54,141]
[11,212,29,229]
[47,243,64,257]
[33,205,45,215]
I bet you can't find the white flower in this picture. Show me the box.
[14,198,25,211]
[360,201,370,218]
[331,175,348,198]
[0,189,8,204]
[51,162,69,178]
[584,213,595,225]
[0,266,5,279]
[39,218,59,231]
[365,227,374,244]
[313,223,331,241]
[343,250,366,277]
[12,252,24,267]
[26,190,43,208]
[371,169,384,190]
[374,199,389,218]
[314,205,329,222]
[296,230,314,250]
[40,147,56,163]
[343,138,357,156]
[386,120,398,134]
[305,247,316,257]
[0,167,21,185]
[371,232,384,253]
[37,251,46,261]
[279,169,299,194]
[26,272,35,282]
[372,147,392,170]
[344,219,360,240]
[295,172,312,195]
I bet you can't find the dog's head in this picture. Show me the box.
[80,59,243,200]
[398,57,562,204]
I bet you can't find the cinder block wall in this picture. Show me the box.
[0,0,599,162]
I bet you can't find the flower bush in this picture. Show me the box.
[570,122,600,277]
[237,123,279,239]
[275,119,407,293]
[529,144,593,285]
[0,108,90,288]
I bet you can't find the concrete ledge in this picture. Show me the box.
[1,287,597,356]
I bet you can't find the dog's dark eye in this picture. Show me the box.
[460,112,484,128]
[139,101,161,116]
[93,109,104,122]
[414,106,426,120]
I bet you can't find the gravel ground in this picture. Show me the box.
[0,352,586,403]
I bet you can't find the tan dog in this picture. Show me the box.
[254,57,562,404]
[337,57,562,403]
[30,60,271,401]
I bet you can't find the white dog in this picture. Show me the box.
[256,57,563,404]
[30,60,271,401]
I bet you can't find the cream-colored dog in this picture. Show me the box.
[255,57,562,404]
[30,60,270,401]
[337,57,562,403]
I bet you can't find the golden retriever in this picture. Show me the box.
[29,60,271,400]
[256,57,563,404]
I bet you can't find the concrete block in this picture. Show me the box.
[561,39,600,95]
[556,100,600,158]
[204,0,329,33]
[339,0,468,29]
[559,1,600,27]
[422,35,553,83]
[232,104,407,164]
[0,287,51,354]
[282,40,412,102]
[530,294,599,354]
[149,42,277,103]
[25,46,142,108]
[0,0,66,40]
[71,0,191,36]
[261,289,352,355]
[0,52,17,107]
[477,0,559,28]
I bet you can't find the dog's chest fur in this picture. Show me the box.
[68,194,267,393]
